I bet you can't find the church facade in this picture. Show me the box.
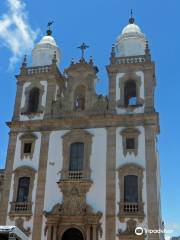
[0,15,162,240]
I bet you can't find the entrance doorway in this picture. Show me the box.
[62,228,84,240]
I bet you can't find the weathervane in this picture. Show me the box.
[77,42,89,61]
[47,21,54,36]
[129,9,135,24]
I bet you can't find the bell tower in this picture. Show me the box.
[106,14,162,240]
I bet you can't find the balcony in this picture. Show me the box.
[60,170,91,181]
[119,202,144,221]
[9,202,32,219]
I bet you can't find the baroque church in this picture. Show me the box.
[0,14,163,240]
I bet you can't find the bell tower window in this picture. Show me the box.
[74,85,85,110]
[28,87,40,113]
[124,80,137,107]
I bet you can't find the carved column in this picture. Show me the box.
[53,225,58,240]
[86,225,91,240]
[92,225,97,240]
[47,224,52,240]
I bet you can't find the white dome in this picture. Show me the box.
[115,20,147,57]
[39,35,57,46]
[32,34,60,67]
[122,23,142,35]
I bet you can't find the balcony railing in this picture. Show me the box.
[119,202,144,220]
[10,202,32,216]
[115,55,147,64]
[27,66,51,75]
[68,171,83,180]
[60,170,91,181]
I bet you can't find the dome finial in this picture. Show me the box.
[47,21,54,36]
[129,9,135,24]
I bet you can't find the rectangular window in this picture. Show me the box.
[69,142,84,171]
[126,138,135,150]
[17,177,30,202]
[23,143,32,154]
[124,175,138,203]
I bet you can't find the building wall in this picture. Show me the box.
[115,126,148,233]
[5,132,41,239]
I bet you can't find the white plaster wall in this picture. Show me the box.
[116,71,145,114]
[115,126,148,234]
[6,132,41,240]
[43,130,68,212]
[20,80,47,121]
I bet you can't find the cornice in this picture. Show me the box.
[7,112,160,133]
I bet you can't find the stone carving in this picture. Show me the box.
[92,95,109,113]
[118,219,137,236]
[117,219,145,239]
[57,180,94,216]
[44,179,103,240]
[15,217,31,237]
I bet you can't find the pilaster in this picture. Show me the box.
[32,131,50,240]
[105,127,116,240]
[145,126,160,240]
[0,132,18,224]
[44,80,56,118]
[13,81,24,120]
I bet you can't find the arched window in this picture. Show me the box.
[16,177,30,202]
[74,86,85,110]
[28,87,40,113]
[124,81,137,106]
[69,142,84,171]
[124,175,138,203]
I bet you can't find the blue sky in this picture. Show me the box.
[0,0,179,238]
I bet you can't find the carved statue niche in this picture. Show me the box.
[15,217,31,237]
[117,219,145,240]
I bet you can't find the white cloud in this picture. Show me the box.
[0,0,38,68]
